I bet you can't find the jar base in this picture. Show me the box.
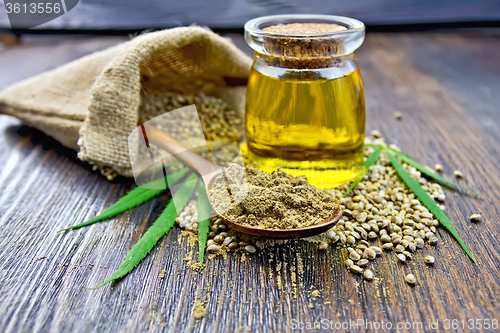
[242,144,363,189]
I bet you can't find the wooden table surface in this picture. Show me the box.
[0,29,499,333]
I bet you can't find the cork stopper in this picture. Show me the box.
[263,23,347,34]
[260,22,348,69]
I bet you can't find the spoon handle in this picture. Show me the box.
[142,123,220,177]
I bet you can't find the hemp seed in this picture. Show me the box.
[207,245,220,253]
[470,214,481,222]
[428,237,439,246]
[357,259,369,267]
[350,265,363,274]
[405,273,416,285]
[365,248,377,260]
[424,255,435,265]
[349,251,361,261]
[382,243,394,250]
[363,269,374,280]
[245,245,257,253]
[402,251,412,260]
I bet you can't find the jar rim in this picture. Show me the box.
[244,14,365,38]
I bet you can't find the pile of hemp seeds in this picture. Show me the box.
[177,131,464,285]
[140,91,244,143]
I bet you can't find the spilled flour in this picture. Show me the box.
[192,301,207,319]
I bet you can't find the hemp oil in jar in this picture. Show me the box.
[244,15,366,189]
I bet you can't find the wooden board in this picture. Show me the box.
[0,30,499,332]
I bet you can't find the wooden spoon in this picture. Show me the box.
[143,123,342,239]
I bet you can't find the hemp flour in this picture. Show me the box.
[208,164,338,230]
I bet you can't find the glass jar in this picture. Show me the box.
[244,14,366,189]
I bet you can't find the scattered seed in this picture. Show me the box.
[424,255,435,265]
[177,136,447,281]
[380,235,392,243]
[425,231,435,239]
[340,235,347,244]
[470,214,481,222]
[245,245,256,253]
[357,244,368,251]
[319,243,329,250]
[434,164,443,172]
[428,237,439,246]
[357,259,369,267]
[414,238,425,249]
[363,269,374,280]
[356,212,367,223]
[349,251,361,261]
[393,112,402,120]
[370,130,381,138]
[350,265,363,274]
[405,273,416,285]
[223,237,233,247]
[365,248,377,260]
[359,240,370,247]
[402,251,412,260]
[213,235,224,243]
[207,245,220,253]
[382,243,394,250]
[454,170,463,178]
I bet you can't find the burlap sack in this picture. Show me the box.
[0,27,252,178]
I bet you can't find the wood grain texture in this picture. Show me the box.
[0,30,499,332]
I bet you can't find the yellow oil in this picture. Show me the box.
[245,62,365,189]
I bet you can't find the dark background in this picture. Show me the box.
[0,0,499,33]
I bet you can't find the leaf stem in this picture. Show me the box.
[197,182,211,264]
